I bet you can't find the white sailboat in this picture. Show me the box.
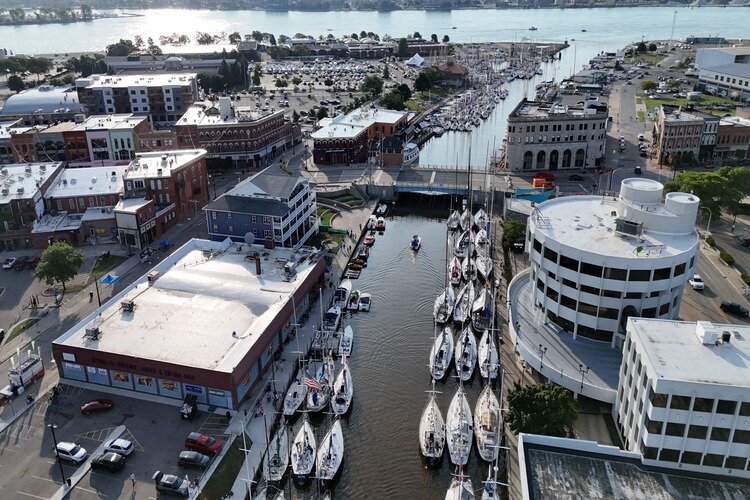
[459,208,472,231]
[447,210,461,231]
[449,256,462,286]
[461,256,478,283]
[474,208,488,230]
[455,230,470,259]
[446,468,476,500]
[316,419,344,481]
[453,281,475,324]
[476,253,493,282]
[475,228,488,247]
[429,326,454,381]
[283,366,307,416]
[331,360,353,415]
[471,287,493,334]
[434,285,455,324]
[455,326,477,381]
[263,421,290,482]
[478,329,499,380]
[333,280,352,308]
[290,416,316,481]
[338,325,353,357]
[474,383,502,462]
[306,353,334,412]
[446,384,473,466]
[419,381,446,462]
[481,461,503,500]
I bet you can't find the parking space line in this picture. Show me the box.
[17,491,49,499]
[32,476,105,497]
[119,429,145,452]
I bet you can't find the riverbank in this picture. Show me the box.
[0,12,140,28]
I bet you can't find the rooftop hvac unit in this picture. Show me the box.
[147,271,159,284]
[1,188,8,195]
[85,327,100,340]
[39,165,46,171]
[16,187,24,195]
[121,299,135,312]
[614,217,643,237]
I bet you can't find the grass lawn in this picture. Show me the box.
[88,254,128,283]
[305,230,345,252]
[643,94,738,117]
[635,96,643,105]
[8,318,40,343]
[634,52,666,65]
[317,207,336,227]
[637,110,645,122]
[197,434,250,500]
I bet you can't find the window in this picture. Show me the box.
[649,387,667,408]
[692,398,714,413]
[543,247,558,263]
[150,180,155,190]
[262,216,271,224]
[630,269,651,281]
[68,199,75,210]
[211,212,217,220]
[533,239,542,254]
[688,424,708,439]
[580,284,599,295]
[577,301,597,316]
[165,193,170,203]
[702,454,724,467]
[659,449,679,462]
[710,427,730,441]
[734,429,750,444]
[674,262,686,276]
[665,422,685,436]
[625,292,642,299]
[212,224,218,231]
[580,262,603,277]
[227,212,232,219]
[659,303,670,315]
[602,289,622,298]
[741,402,750,416]
[560,294,576,309]
[642,446,658,460]
[598,306,619,319]
[157,180,162,189]
[681,451,702,465]
[251,215,257,223]
[560,255,579,271]
[716,400,736,414]
[264,230,272,238]
[562,278,577,289]
[645,416,663,434]
[545,287,559,302]
[726,456,746,469]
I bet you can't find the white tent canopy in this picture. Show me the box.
[406,53,425,67]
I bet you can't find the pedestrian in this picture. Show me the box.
[89,291,94,302]
[130,473,136,491]
[732,223,736,233]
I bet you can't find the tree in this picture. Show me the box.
[292,76,302,85]
[361,75,384,96]
[251,30,264,42]
[431,34,438,43]
[443,35,450,43]
[501,220,526,250]
[505,384,577,437]
[35,242,84,292]
[351,33,359,40]
[316,107,328,120]
[278,34,289,44]
[252,64,261,86]
[414,72,432,92]
[8,8,25,24]
[636,41,647,53]
[106,39,136,57]
[382,64,390,80]
[413,31,422,39]
[8,74,24,92]
[268,34,277,46]
[80,4,93,20]
[380,90,405,110]
[324,78,334,87]
[648,42,657,52]
[395,83,412,101]
[397,38,408,58]
[641,80,657,92]
[664,168,750,219]
[26,57,52,82]
[275,78,289,88]
[360,30,367,39]
[228,31,242,44]
[666,79,681,92]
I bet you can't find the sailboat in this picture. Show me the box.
[316,419,344,481]
[461,256,478,283]
[331,359,353,415]
[306,353,334,412]
[474,382,502,462]
[263,421,289,482]
[476,251,493,283]
[338,325,353,357]
[447,210,461,231]
[449,256,462,286]
[290,415,316,482]
[481,461,502,500]
[429,326,454,381]
[283,365,308,416]
[419,381,446,463]
[453,281,475,324]
[455,230,471,259]
[478,329,499,380]
[459,208,472,231]
[475,228,488,247]
[446,467,475,500]
[446,384,473,466]
[434,285,455,324]
[474,208,488,230]
[471,286,493,334]
[455,326,477,381]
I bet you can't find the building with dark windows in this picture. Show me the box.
[616,318,750,479]
[505,98,608,171]
[52,238,326,409]
[204,164,317,248]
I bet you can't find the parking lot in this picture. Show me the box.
[0,385,230,499]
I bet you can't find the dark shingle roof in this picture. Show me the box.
[205,195,290,217]
[241,163,302,199]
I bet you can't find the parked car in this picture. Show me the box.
[0,329,5,344]
[720,301,749,317]
[25,256,40,269]
[152,471,189,496]
[2,257,16,270]
[55,442,87,464]
[568,174,585,181]
[13,256,29,271]
[177,450,210,469]
[688,274,704,290]
[80,399,113,415]
[634,166,643,175]
[90,451,126,472]
[104,438,134,456]
[185,432,223,455]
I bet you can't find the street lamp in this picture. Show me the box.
[700,206,712,237]
[537,344,547,373]
[47,423,68,486]
[576,364,590,401]
[607,167,626,194]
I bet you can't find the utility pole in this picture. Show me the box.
[48,424,68,486]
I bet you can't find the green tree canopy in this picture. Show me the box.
[80,4,93,20]
[414,72,432,92]
[397,38,408,58]
[379,90,405,110]
[361,75,384,96]
[382,64,390,80]
[641,80,657,92]
[8,74,24,92]
[648,42,657,52]
[316,107,328,120]
[35,242,85,292]
[395,83,412,101]
[664,167,750,219]
[443,35,450,43]
[106,38,136,57]
[506,384,578,437]
[431,33,438,43]
[228,31,241,44]
[636,41,648,53]
[502,220,526,250]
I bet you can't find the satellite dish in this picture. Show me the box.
[244,232,256,245]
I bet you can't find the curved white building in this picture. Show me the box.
[526,178,700,347]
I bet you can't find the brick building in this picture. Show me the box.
[654,106,704,166]
[716,116,750,159]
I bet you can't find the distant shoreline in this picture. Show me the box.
[0,11,141,27]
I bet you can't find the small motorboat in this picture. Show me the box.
[474,382,501,463]
[331,361,353,415]
[346,290,360,311]
[403,142,420,165]
[263,422,290,482]
[410,234,422,251]
[356,245,370,261]
[291,415,316,482]
[376,217,386,231]
[338,325,353,357]
[358,293,371,311]
[316,419,344,481]
[376,203,388,216]
[322,306,342,332]
[366,215,378,229]
[455,326,477,381]
[434,285,455,324]
[447,210,461,231]
[420,381,446,463]
[449,256,462,286]
[529,26,538,31]
[430,326,454,380]
[446,384,473,466]
[333,280,352,308]
[283,366,308,416]
[364,234,376,246]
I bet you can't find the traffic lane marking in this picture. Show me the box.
[17,491,49,499]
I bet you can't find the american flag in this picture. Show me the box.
[304,376,322,391]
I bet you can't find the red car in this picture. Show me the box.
[185,432,223,455]
[80,399,114,415]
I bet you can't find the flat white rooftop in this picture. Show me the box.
[311,107,407,139]
[32,211,83,233]
[114,196,151,213]
[629,318,750,387]
[123,149,206,180]
[175,104,281,127]
[0,163,61,203]
[45,165,127,199]
[56,239,322,373]
[531,195,698,259]
[73,113,147,131]
[78,73,196,89]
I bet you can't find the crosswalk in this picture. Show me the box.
[197,413,230,440]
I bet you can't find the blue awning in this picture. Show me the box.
[100,274,119,285]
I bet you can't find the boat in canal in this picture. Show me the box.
[331,360,353,415]
[474,208,488,230]
[455,230,471,259]
[446,384,473,466]
[449,256,462,286]
[474,382,501,462]
[478,329,499,380]
[356,245,369,261]
[403,142,420,165]
[333,280,352,308]
[471,287,493,334]
[453,281,475,324]
[316,418,344,481]
[291,415,317,482]
[306,353,334,412]
[358,292,371,311]
[475,228,488,247]
[419,380,446,463]
[346,290,360,311]
[459,209,472,231]
[481,459,502,500]
[338,325,353,357]
[446,467,475,500]
[263,421,289,482]
[430,326,454,381]
[476,253,493,283]
[366,215,378,229]
[434,285,455,324]
[447,210,461,231]
[410,234,422,251]
[455,326,477,381]
[364,233,376,246]
[376,216,386,231]
[461,256,478,283]
[322,306,342,332]
[283,366,308,416]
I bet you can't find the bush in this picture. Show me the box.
[719,251,735,265]
[706,235,715,247]
[741,274,750,287]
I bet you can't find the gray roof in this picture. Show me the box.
[702,63,750,79]
[0,86,84,116]
[205,195,290,217]
[230,163,303,200]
